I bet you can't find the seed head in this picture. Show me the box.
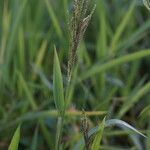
[67,0,96,82]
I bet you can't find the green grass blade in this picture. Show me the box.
[44,0,62,39]
[18,27,25,75]
[53,47,65,116]
[122,61,139,96]
[53,47,65,150]
[74,119,146,149]
[79,49,150,81]
[0,0,10,64]
[118,82,150,118]
[118,19,150,51]
[91,117,105,150]
[17,72,53,148]
[32,39,47,80]
[96,0,107,58]
[31,64,52,90]
[18,72,37,110]
[6,0,28,66]
[105,119,146,138]
[110,0,136,54]
[35,40,47,69]
[106,119,146,150]
[8,125,21,150]
[30,126,39,150]
[140,105,150,117]
[88,119,146,140]
[39,120,55,149]
[55,117,63,150]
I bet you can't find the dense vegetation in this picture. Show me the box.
[0,0,150,149]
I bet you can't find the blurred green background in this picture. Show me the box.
[0,0,150,149]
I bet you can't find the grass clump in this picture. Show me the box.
[0,0,150,150]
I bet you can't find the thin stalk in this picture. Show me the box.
[55,117,63,150]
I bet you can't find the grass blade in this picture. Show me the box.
[53,47,65,116]
[32,40,47,80]
[91,117,105,150]
[79,49,150,81]
[96,0,107,58]
[118,19,150,52]
[53,47,65,150]
[18,72,37,110]
[17,72,53,148]
[30,126,39,150]
[44,0,62,38]
[105,119,147,138]
[74,119,146,149]
[118,82,150,118]
[55,117,63,150]
[110,0,136,54]
[139,105,150,117]
[8,125,21,150]
[6,0,28,66]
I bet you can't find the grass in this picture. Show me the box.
[0,0,150,149]
[8,125,20,150]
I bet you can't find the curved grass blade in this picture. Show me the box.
[105,119,146,138]
[8,125,21,150]
[74,119,146,150]
[106,119,146,150]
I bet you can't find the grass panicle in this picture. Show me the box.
[67,0,96,82]
[81,110,90,150]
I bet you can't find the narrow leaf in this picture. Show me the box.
[74,119,147,150]
[110,0,136,53]
[53,47,65,116]
[79,49,150,81]
[30,126,39,150]
[44,0,62,38]
[118,82,150,118]
[140,105,150,117]
[8,125,21,150]
[105,119,147,138]
[91,117,105,150]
